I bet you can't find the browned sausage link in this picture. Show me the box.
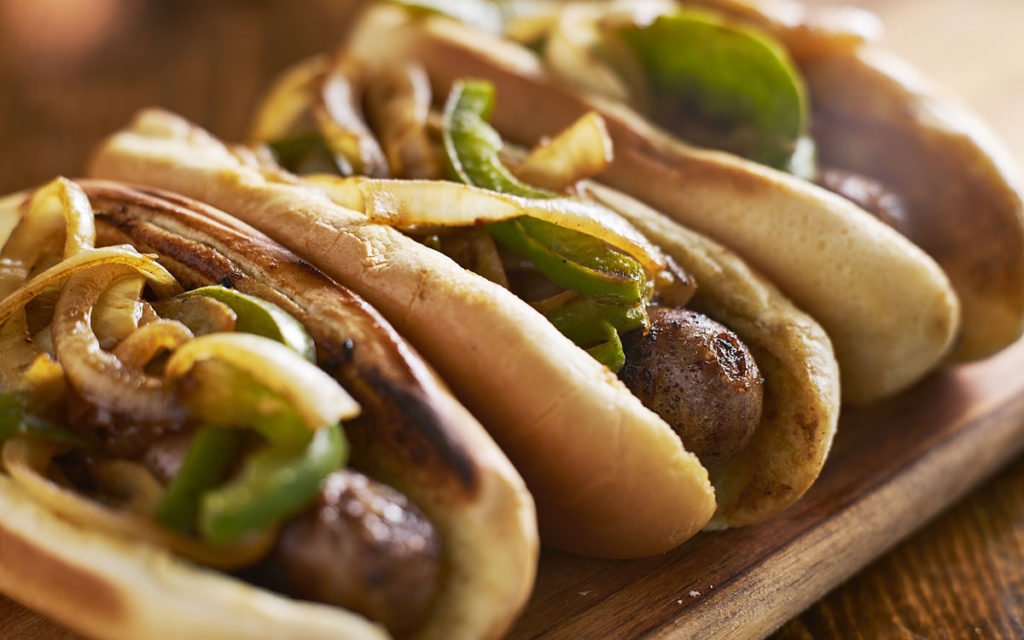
[619,307,763,465]
[274,469,442,635]
[816,167,909,234]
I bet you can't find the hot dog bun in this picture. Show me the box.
[0,180,537,639]
[677,0,1024,362]
[90,109,839,555]
[341,5,966,405]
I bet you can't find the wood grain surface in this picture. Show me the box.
[1,0,1023,638]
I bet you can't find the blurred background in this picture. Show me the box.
[0,0,1022,637]
[0,0,360,194]
[1,0,1022,194]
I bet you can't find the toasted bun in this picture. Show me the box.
[0,181,537,639]
[89,110,716,559]
[91,107,841,553]
[683,0,1024,363]
[800,47,1024,361]
[370,9,963,405]
[0,474,390,640]
[585,183,839,527]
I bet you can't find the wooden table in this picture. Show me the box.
[776,1,1024,636]
[1,0,1022,637]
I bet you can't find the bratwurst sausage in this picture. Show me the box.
[620,306,763,465]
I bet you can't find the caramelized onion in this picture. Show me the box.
[364,63,443,179]
[0,314,42,388]
[512,111,614,191]
[0,178,96,299]
[92,275,146,349]
[249,55,329,144]
[90,458,167,515]
[52,263,180,427]
[313,57,389,177]
[0,245,180,329]
[3,438,275,569]
[308,174,668,276]
[150,295,236,337]
[112,319,194,370]
[544,3,634,102]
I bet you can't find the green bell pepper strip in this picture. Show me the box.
[0,391,88,448]
[198,423,347,545]
[581,322,626,373]
[488,217,645,301]
[182,358,313,452]
[441,79,653,370]
[441,80,646,301]
[539,294,647,338]
[441,79,552,199]
[617,9,809,171]
[153,426,243,534]
[180,286,316,362]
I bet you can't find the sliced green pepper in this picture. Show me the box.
[617,9,809,171]
[581,322,626,373]
[489,218,645,301]
[180,286,316,362]
[441,78,651,371]
[539,295,647,337]
[181,358,313,451]
[0,392,88,447]
[153,426,243,534]
[199,423,347,545]
[442,79,552,199]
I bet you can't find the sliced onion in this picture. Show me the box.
[307,174,668,276]
[0,245,181,329]
[164,333,360,429]
[18,352,67,401]
[113,319,194,370]
[32,324,55,359]
[52,263,179,426]
[90,458,167,515]
[0,314,41,389]
[313,57,389,177]
[249,54,329,144]
[512,111,614,191]
[150,295,236,337]
[0,178,96,299]
[545,2,679,112]
[92,275,146,350]
[544,3,634,103]
[3,437,275,569]
[0,189,24,247]
[364,63,443,179]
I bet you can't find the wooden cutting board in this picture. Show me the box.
[504,340,1024,639]
[4,341,1024,639]
[1,0,1023,637]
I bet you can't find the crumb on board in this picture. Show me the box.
[689,590,701,597]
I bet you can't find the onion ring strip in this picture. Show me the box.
[0,245,180,329]
[52,263,179,425]
[0,314,41,388]
[3,437,275,570]
[307,174,668,275]
[0,178,96,299]
[113,319,194,370]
